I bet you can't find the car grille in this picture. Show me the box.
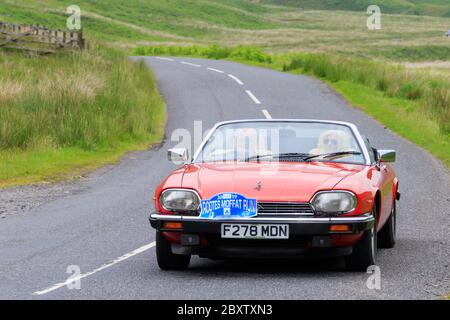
[257,202,315,217]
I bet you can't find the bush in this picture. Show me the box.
[400,81,423,100]
[133,44,271,63]
[229,46,272,63]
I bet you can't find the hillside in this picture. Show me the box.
[1,0,449,61]
[265,0,450,17]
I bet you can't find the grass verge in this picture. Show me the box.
[0,44,165,188]
[134,45,450,167]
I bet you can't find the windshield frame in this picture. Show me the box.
[191,119,370,165]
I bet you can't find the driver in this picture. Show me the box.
[234,127,271,159]
[206,127,271,161]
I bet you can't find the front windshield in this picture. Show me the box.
[195,121,366,164]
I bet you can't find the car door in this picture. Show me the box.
[377,153,395,227]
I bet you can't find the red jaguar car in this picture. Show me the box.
[149,120,399,271]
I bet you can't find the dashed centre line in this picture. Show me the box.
[33,242,156,296]
[33,61,273,295]
[162,59,270,126]
[164,58,270,121]
[262,109,272,119]
[207,67,224,74]
[181,61,201,67]
[245,90,261,105]
[155,57,174,61]
[228,74,244,85]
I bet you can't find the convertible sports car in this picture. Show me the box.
[149,120,399,271]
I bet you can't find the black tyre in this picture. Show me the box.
[156,232,191,270]
[345,205,377,271]
[378,200,396,248]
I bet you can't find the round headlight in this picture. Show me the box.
[160,189,200,213]
[311,191,357,214]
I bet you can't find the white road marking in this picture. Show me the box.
[155,57,174,61]
[33,242,156,296]
[207,67,224,74]
[262,109,272,119]
[228,74,244,85]
[245,90,261,105]
[181,61,201,67]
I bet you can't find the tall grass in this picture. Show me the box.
[0,44,165,186]
[0,44,164,151]
[282,53,450,134]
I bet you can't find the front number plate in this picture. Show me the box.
[221,224,289,239]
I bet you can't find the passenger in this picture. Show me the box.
[310,130,355,155]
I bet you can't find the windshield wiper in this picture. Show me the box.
[245,153,312,162]
[303,151,362,161]
[275,152,312,159]
[244,154,275,162]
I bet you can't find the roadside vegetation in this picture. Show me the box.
[134,44,450,166]
[265,0,450,17]
[0,45,165,187]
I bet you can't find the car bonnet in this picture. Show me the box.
[180,162,364,202]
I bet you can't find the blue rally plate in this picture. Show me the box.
[200,192,257,219]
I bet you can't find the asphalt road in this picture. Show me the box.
[0,57,449,300]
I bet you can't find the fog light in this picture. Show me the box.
[181,234,200,246]
[329,224,350,232]
[163,222,183,230]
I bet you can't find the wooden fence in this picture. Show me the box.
[0,21,85,54]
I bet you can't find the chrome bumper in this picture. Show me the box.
[149,213,374,235]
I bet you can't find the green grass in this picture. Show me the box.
[332,81,449,165]
[134,44,273,62]
[1,1,449,62]
[372,45,450,61]
[266,0,450,17]
[0,1,164,43]
[281,52,450,134]
[133,44,450,167]
[0,142,158,188]
[0,44,165,187]
[0,0,278,42]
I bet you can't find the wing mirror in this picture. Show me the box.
[377,149,396,163]
[168,148,189,164]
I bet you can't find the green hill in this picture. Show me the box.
[0,0,277,42]
[1,0,449,61]
[265,0,450,17]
